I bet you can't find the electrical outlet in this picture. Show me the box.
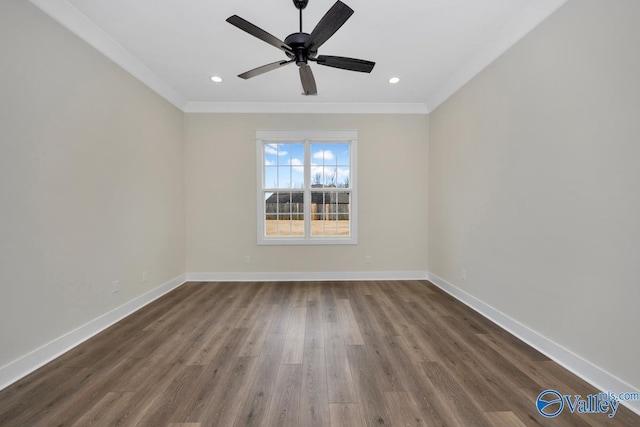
[143,271,149,283]
[365,255,372,264]
[244,256,251,264]
[461,269,466,281]
[112,280,120,293]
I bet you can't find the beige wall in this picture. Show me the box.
[0,1,185,367]
[185,113,428,274]
[429,0,640,390]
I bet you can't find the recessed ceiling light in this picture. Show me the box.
[211,76,223,83]
[389,77,400,84]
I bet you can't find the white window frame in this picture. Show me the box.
[256,130,358,245]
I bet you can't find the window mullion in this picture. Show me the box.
[304,139,311,239]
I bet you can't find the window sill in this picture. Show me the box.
[257,237,358,246]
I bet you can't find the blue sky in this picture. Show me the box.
[264,143,350,189]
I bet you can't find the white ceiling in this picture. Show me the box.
[29,0,566,113]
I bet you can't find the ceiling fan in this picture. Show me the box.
[226,0,375,96]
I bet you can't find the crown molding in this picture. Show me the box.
[184,102,429,114]
[28,0,188,110]
[426,0,568,112]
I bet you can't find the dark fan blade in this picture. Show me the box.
[238,60,294,79]
[226,15,292,54]
[316,55,375,73]
[299,65,317,96]
[304,1,354,51]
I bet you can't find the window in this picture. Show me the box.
[257,130,357,245]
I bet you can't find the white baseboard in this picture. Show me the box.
[427,272,640,416]
[186,271,428,282]
[0,273,187,392]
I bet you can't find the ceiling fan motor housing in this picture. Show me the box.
[293,0,309,10]
[284,32,315,65]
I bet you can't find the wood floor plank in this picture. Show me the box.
[291,281,309,308]
[0,367,93,426]
[268,307,290,335]
[197,356,259,426]
[329,404,365,427]
[2,280,639,427]
[307,281,322,302]
[134,365,205,426]
[346,344,392,426]
[37,357,157,425]
[344,288,387,339]
[100,361,196,426]
[439,349,511,412]
[363,333,407,392]
[69,391,136,427]
[323,321,358,403]
[397,326,440,365]
[181,322,236,366]
[235,333,286,427]
[265,364,303,427]
[304,300,324,349]
[383,391,428,426]
[281,307,307,364]
[301,348,329,427]
[177,328,251,423]
[420,362,493,427]
[331,282,348,300]
[320,283,338,322]
[336,299,364,345]
[372,335,449,426]
[238,303,278,357]
[483,411,528,427]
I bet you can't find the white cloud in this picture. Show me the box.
[265,159,275,166]
[337,167,350,183]
[312,150,335,161]
[290,158,304,172]
[265,144,288,156]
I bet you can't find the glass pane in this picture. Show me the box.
[337,144,350,166]
[264,166,277,188]
[337,166,350,188]
[290,144,304,167]
[264,144,277,166]
[310,191,350,237]
[264,143,279,160]
[262,143,305,190]
[291,166,304,189]
[324,167,337,187]
[278,165,291,189]
[265,192,304,237]
[311,143,336,165]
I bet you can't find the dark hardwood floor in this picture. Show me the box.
[0,280,638,426]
